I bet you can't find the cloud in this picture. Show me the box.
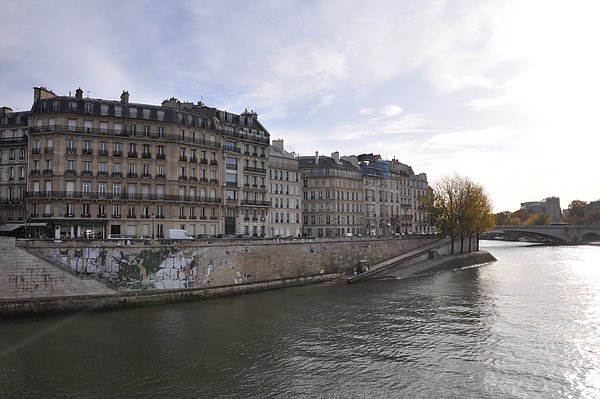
[381,104,403,117]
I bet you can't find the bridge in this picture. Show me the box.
[492,225,600,244]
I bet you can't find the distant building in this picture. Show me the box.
[521,197,561,224]
[585,200,600,222]
[268,140,302,238]
[299,152,364,237]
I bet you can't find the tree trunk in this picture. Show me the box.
[460,235,464,253]
[476,234,480,251]
[468,235,472,252]
[450,237,455,254]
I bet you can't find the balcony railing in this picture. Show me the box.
[241,199,270,206]
[26,190,222,204]
[243,166,266,174]
[29,125,222,149]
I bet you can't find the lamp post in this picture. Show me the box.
[151,213,155,239]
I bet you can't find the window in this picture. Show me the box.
[114,123,122,134]
[225,157,237,169]
[82,182,91,197]
[129,107,137,118]
[112,183,122,198]
[85,103,93,114]
[157,110,164,121]
[98,183,107,198]
[101,104,109,116]
[142,109,150,119]
[226,172,237,184]
[100,122,108,133]
[68,119,77,132]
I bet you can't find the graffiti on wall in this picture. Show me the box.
[52,246,220,289]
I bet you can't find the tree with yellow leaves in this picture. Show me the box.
[422,174,494,253]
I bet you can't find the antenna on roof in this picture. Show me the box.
[86,90,90,98]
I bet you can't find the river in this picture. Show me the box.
[1,240,599,398]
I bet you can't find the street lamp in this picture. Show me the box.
[151,213,155,239]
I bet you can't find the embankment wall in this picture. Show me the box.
[1,236,439,314]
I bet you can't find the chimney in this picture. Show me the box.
[75,87,83,100]
[272,139,284,151]
[315,151,319,165]
[331,151,339,164]
[120,90,130,105]
[33,86,56,102]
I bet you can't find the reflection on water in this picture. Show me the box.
[1,241,599,398]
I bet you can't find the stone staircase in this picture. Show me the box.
[0,237,116,300]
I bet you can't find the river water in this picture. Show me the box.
[1,241,599,398]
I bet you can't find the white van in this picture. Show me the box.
[164,229,194,240]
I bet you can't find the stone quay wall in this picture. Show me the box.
[1,236,440,314]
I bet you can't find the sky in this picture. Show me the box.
[1,0,599,212]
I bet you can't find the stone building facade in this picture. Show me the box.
[0,86,434,239]
[299,152,364,237]
[0,107,29,225]
[24,86,269,239]
[268,140,302,238]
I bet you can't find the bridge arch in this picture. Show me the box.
[580,232,600,242]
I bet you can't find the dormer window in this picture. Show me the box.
[157,110,164,121]
[85,102,93,114]
[129,107,137,118]
[69,101,77,112]
[177,112,183,123]
[142,108,150,119]
[101,104,109,116]
[52,101,60,112]
[114,105,122,117]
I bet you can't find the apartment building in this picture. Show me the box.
[355,155,432,235]
[299,152,364,237]
[411,172,434,234]
[268,140,302,237]
[0,107,29,226]
[25,86,269,238]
